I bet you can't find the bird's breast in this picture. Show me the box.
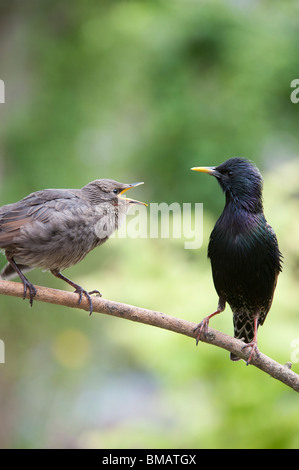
[93,202,120,241]
[208,208,279,313]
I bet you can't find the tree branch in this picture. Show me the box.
[1,280,298,393]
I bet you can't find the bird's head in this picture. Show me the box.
[191,157,264,212]
[82,179,147,208]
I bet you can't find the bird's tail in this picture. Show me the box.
[0,262,32,280]
[230,312,256,361]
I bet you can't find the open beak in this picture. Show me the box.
[191,166,220,178]
[125,198,148,206]
[118,182,148,206]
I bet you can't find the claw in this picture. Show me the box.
[22,278,37,307]
[74,287,102,315]
[88,289,102,297]
[242,340,259,365]
[194,317,210,345]
[6,256,37,307]
[194,303,225,346]
[50,269,102,316]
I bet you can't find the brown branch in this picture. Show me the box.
[1,279,299,393]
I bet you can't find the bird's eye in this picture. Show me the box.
[228,171,234,177]
[113,188,119,194]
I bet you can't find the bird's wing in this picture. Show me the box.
[265,222,283,273]
[0,189,86,246]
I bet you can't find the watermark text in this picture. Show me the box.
[290,79,299,103]
[107,202,204,249]
[0,339,4,363]
[0,79,5,103]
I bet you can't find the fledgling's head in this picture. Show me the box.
[191,157,264,212]
[82,179,147,208]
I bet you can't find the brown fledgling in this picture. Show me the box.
[0,179,146,314]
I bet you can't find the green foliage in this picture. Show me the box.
[0,0,299,449]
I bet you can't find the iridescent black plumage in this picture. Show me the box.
[192,157,282,363]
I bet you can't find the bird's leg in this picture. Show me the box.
[194,298,226,345]
[242,316,259,365]
[50,269,101,315]
[6,255,37,306]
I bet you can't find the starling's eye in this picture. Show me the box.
[228,171,234,177]
[113,188,119,194]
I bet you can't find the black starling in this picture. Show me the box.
[191,157,282,363]
[0,179,146,314]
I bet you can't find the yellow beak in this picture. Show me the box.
[191,166,216,175]
[118,182,147,206]
[119,181,144,195]
[124,198,148,206]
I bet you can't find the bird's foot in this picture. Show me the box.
[193,317,210,345]
[22,279,37,307]
[74,287,102,315]
[193,305,224,346]
[242,340,259,365]
[6,256,36,307]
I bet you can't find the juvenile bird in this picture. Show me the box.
[191,157,282,363]
[0,179,146,314]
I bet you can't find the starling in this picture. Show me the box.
[191,157,282,363]
[0,179,146,314]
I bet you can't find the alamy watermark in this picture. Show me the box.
[0,79,5,103]
[0,340,4,363]
[290,339,299,364]
[290,79,299,103]
[94,202,203,249]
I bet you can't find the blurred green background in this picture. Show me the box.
[0,0,299,449]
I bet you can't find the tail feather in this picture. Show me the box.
[230,312,256,361]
